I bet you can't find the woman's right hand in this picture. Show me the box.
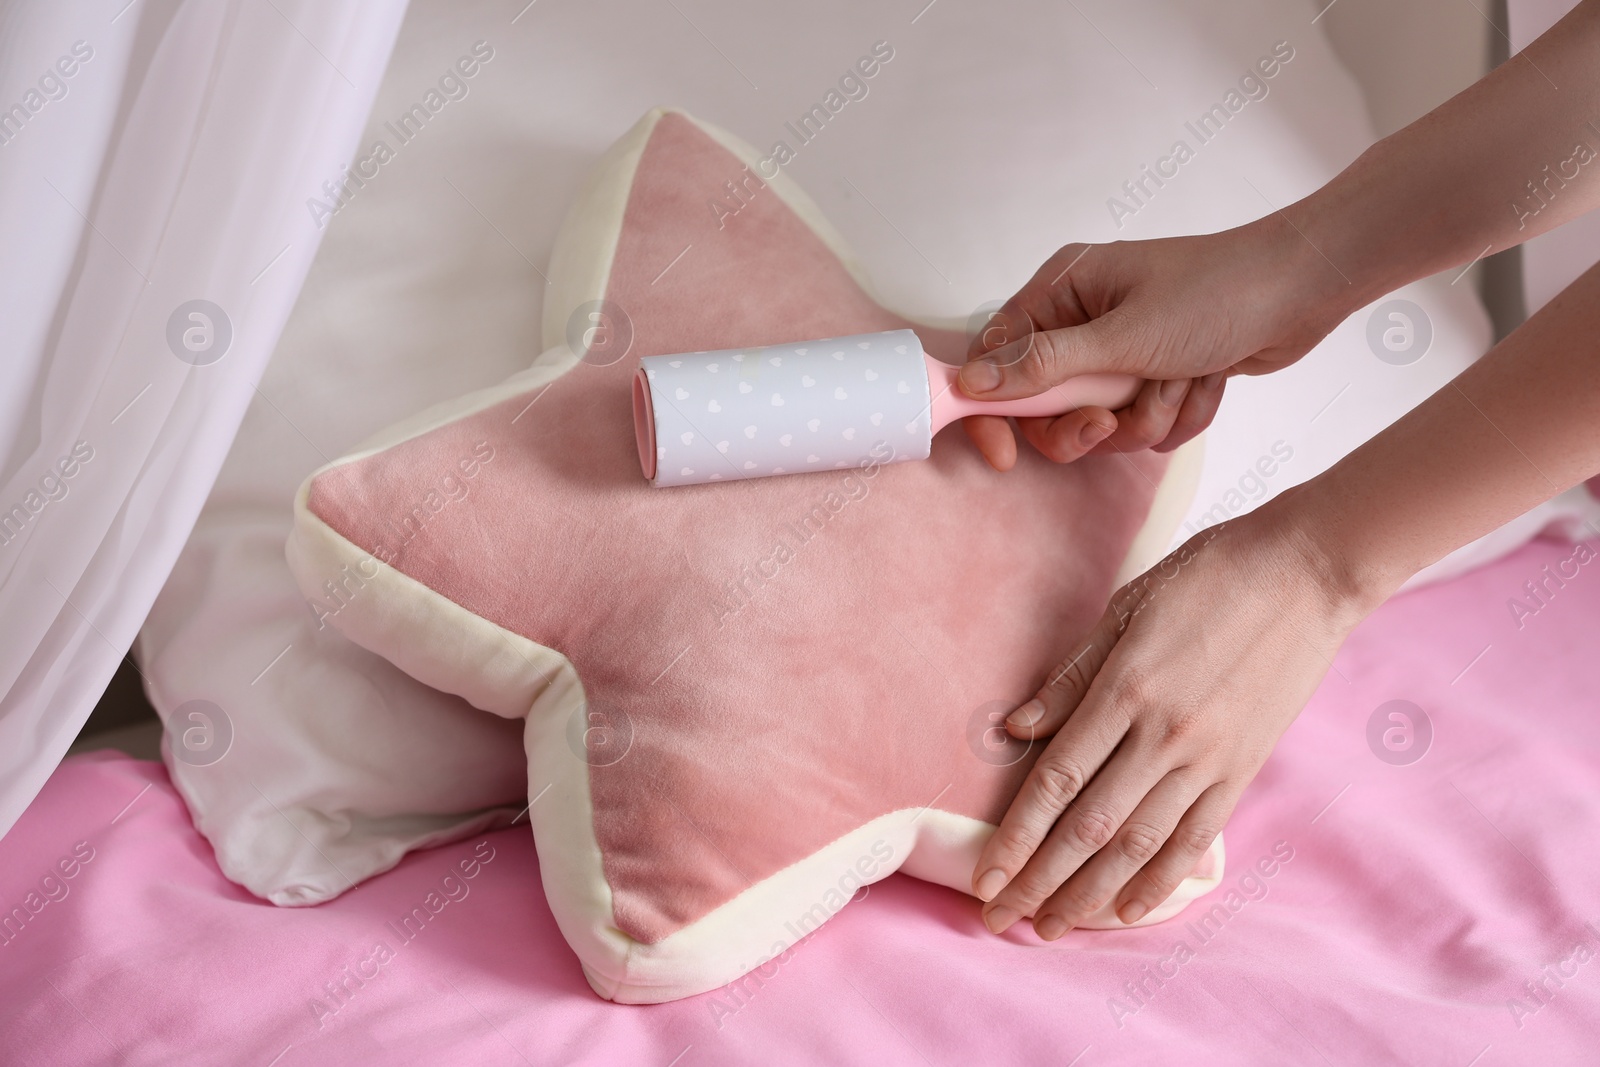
[959,217,1352,470]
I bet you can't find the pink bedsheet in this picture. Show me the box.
[4,537,1600,1066]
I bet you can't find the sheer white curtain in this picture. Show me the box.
[0,0,407,836]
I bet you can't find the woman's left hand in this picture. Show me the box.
[972,499,1368,937]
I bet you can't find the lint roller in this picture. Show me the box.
[632,328,1140,488]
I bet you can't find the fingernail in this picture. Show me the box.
[1158,378,1186,405]
[1036,915,1068,941]
[1119,900,1149,924]
[983,905,1017,934]
[960,360,1002,394]
[1006,699,1043,730]
[975,868,1009,902]
[1077,420,1110,449]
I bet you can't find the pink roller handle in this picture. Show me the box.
[924,355,1142,434]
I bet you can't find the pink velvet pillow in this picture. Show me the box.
[287,108,1221,1003]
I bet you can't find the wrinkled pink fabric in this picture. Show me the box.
[304,111,1169,944]
[7,536,1599,1065]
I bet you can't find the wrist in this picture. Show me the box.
[1236,211,1364,346]
[1267,143,1448,320]
[1256,475,1413,623]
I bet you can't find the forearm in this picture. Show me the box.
[1279,261,1600,612]
[1280,0,1600,316]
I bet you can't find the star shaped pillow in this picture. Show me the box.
[287,108,1221,1003]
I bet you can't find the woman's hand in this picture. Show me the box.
[962,0,1600,939]
[960,219,1351,470]
[971,495,1372,938]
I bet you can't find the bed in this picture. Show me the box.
[7,536,1600,1064]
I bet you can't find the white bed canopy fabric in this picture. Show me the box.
[0,0,408,838]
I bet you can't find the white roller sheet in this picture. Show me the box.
[639,330,933,487]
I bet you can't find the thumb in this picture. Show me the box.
[959,314,1138,400]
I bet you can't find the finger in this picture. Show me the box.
[971,702,1128,908]
[973,578,1158,902]
[981,743,1166,933]
[961,413,1018,471]
[965,245,1095,362]
[959,313,1137,402]
[1016,408,1116,464]
[1031,770,1202,939]
[1004,592,1128,741]
[967,302,1045,361]
[1114,783,1236,924]
[1086,377,1189,455]
[1152,371,1227,454]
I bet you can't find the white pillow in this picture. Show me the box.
[148,0,1545,904]
[137,22,538,904]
